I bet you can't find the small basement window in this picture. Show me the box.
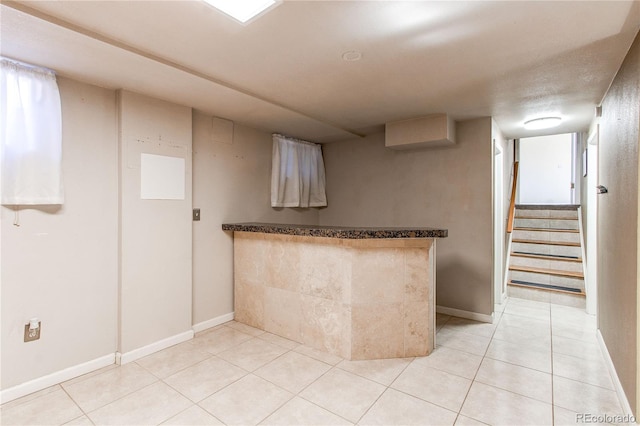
[1,57,63,205]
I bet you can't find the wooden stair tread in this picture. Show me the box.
[515,216,577,220]
[508,280,585,296]
[511,252,582,263]
[513,227,579,233]
[512,238,581,247]
[509,265,584,278]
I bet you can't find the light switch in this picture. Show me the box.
[193,208,201,221]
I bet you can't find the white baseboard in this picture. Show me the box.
[596,330,636,421]
[117,330,194,365]
[436,305,494,324]
[0,353,115,404]
[192,312,234,334]
[1,319,234,405]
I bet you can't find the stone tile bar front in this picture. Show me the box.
[222,223,448,360]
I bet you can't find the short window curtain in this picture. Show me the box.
[1,58,64,205]
[271,134,327,208]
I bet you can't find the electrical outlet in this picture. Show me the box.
[24,321,41,342]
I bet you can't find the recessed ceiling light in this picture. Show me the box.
[203,0,278,24]
[524,116,562,130]
[342,50,362,62]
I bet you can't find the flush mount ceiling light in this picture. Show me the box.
[523,116,562,130]
[203,0,279,24]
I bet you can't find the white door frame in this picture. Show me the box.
[585,127,599,315]
[493,143,505,305]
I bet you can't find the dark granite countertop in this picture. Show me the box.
[221,223,447,239]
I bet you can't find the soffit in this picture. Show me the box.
[2,1,639,141]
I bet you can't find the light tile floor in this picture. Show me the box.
[1,297,628,425]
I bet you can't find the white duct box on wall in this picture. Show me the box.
[385,113,456,149]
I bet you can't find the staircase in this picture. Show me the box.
[507,205,586,308]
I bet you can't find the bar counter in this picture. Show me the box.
[223,223,447,360]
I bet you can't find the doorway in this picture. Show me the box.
[518,133,573,205]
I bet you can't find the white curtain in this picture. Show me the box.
[271,134,327,208]
[1,58,63,205]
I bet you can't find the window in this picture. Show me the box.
[1,58,63,205]
[271,134,327,208]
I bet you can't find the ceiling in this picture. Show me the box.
[1,0,639,143]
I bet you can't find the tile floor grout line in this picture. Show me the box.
[62,363,163,417]
[438,324,497,342]
[353,355,420,426]
[59,364,119,390]
[297,362,390,424]
[269,347,411,424]
[292,365,365,425]
[160,350,298,424]
[481,353,552,375]
[251,392,297,426]
[160,403,201,425]
[78,379,161,420]
[249,344,336,397]
[333,357,414,386]
[0,384,62,411]
[293,391,357,425]
[550,333,601,346]
[386,386,459,418]
[59,384,96,426]
[402,355,480,382]
[199,346,338,423]
[353,387,393,425]
[550,303,621,422]
[134,343,216,381]
[550,373,621,392]
[193,374,295,426]
[254,333,301,351]
[161,368,246,406]
[287,359,340,397]
[453,296,511,425]
[197,405,227,426]
[471,376,553,406]
[489,335,551,354]
[498,312,552,325]
[450,300,556,408]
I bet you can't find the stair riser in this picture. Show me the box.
[512,230,580,243]
[509,256,583,274]
[507,285,586,309]
[516,210,578,219]
[511,242,582,258]
[514,218,579,230]
[509,270,585,290]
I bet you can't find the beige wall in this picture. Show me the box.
[118,91,193,353]
[319,118,494,316]
[192,112,319,325]
[1,77,118,389]
[1,80,322,393]
[598,31,640,415]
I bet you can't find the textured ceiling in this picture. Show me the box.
[1,0,639,142]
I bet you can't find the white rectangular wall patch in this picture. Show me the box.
[140,153,185,200]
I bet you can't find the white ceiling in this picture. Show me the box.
[2,0,639,142]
